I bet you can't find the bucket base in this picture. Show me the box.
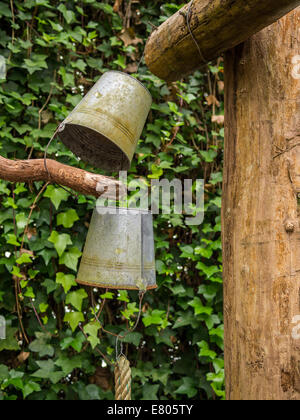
[76,278,157,291]
[59,123,130,172]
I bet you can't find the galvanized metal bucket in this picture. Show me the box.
[77,207,157,290]
[59,71,152,171]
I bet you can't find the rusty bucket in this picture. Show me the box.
[77,207,157,290]
[59,71,152,171]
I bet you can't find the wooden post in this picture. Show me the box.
[223,8,300,400]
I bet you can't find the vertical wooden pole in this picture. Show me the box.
[223,8,300,400]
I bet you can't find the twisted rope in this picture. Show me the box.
[114,355,132,400]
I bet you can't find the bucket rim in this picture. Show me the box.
[76,278,157,290]
[101,70,152,102]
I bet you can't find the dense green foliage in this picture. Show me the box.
[0,0,224,400]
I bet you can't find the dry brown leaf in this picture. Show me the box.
[41,110,53,125]
[26,227,37,240]
[206,95,220,107]
[20,248,34,257]
[113,0,123,13]
[119,28,143,47]
[211,115,224,125]
[17,352,30,365]
[89,367,112,391]
[125,63,138,73]
[218,81,224,92]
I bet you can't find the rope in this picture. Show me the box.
[92,291,145,400]
[114,355,132,400]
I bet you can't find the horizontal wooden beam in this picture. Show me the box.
[0,156,125,199]
[145,0,300,81]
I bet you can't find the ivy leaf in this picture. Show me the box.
[60,332,85,353]
[16,213,28,230]
[195,246,213,259]
[23,382,41,399]
[59,247,82,271]
[142,384,160,400]
[196,262,220,279]
[7,234,20,247]
[173,311,199,329]
[122,332,142,347]
[42,279,58,294]
[16,253,33,265]
[56,272,77,294]
[23,54,48,75]
[24,287,35,299]
[44,185,69,210]
[0,365,9,381]
[66,289,88,312]
[57,4,76,24]
[175,377,198,398]
[48,231,72,257]
[188,297,213,316]
[57,209,79,228]
[11,265,24,278]
[58,67,75,88]
[64,312,84,332]
[198,340,217,360]
[83,322,100,349]
[55,355,83,376]
[142,310,166,327]
[29,333,54,357]
[33,360,64,384]
[117,290,129,303]
[200,149,218,163]
[0,327,20,351]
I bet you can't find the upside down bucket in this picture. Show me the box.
[77,207,157,291]
[59,71,152,171]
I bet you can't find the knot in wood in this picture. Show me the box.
[284,220,295,233]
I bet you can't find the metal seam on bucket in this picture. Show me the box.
[80,257,155,271]
[69,109,135,144]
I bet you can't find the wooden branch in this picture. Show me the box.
[0,156,125,199]
[145,0,300,81]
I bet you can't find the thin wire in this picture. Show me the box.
[43,127,59,180]
[137,50,145,72]
[137,22,158,73]
[115,291,145,360]
[183,0,206,64]
[43,124,79,199]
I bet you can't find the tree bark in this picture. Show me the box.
[0,156,125,199]
[145,0,300,82]
[223,8,300,400]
